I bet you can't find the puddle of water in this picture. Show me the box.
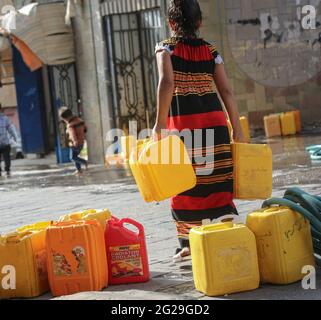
[0,165,136,191]
[261,134,321,187]
[1,133,321,191]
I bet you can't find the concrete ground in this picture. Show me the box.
[1,133,321,300]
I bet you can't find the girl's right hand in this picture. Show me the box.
[152,123,169,141]
[233,128,246,143]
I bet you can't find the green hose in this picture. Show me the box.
[306,145,321,153]
[306,145,321,160]
[262,187,321,265]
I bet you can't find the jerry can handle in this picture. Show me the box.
[53,221,78,227]
[262,206,285,213]
[138,139,154,160]
[130,139,152,162]
[200,221,234,232]
[203,214,242,225]
[5,231,33,242]
[52,220,91,227]
[118,218,145,236]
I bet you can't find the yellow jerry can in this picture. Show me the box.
[0,222,51,299]
[136,138,150,149]
[58,209,112,229]
[246,206,315,284]
[190,221,260,297]
[129,135,197,202]
[16,221,52,233]
[239,116,251,143]
[280,112,296,136]
[121,136,137,162]
[232,143,273,200]
[264,114,281,138]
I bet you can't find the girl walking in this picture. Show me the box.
[153,0,244,260]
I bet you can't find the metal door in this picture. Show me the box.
[105,8,163,132]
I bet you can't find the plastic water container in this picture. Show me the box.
[293,110,302,133]
[232,143,273,200]
[240,116,251,143]
[246,206,315,284]
[121,136,136,162]
[0,222,52,298]
[190,217,260,297]
[105,218,150,285]
[264,114,281,138]
[129,135,196,202]
[105,154,124,167]
[280,112,296,136]
[59,209,112,229]
[46,220,108,297]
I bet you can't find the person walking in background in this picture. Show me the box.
[59,107,88,176]
[0,104,18,177]
[153,0,245,261]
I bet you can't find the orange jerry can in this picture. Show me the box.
[293,110,302,133]
[46,221,108,297]
[105,218,150,285]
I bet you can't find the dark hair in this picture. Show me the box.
[59,107,73,120]
[168,0,202,37]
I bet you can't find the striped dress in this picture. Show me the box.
[156,37,237,248]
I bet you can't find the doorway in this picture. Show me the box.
[104,8,164,132]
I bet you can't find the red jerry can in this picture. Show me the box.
[105,218,150,285]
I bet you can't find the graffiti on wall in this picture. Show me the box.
[226,0,321,87]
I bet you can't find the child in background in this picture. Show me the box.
[59,107,88,175]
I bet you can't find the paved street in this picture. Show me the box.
[1,133,321,300]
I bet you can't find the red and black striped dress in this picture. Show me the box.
[156,37,237,248]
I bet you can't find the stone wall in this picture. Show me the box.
[199,0,321,128]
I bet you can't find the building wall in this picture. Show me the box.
[199,0,321,128]
[72,0,113,164]
[0,47,17,115]
[1,0,113,161]
[0,36,19,132]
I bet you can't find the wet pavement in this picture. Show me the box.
[1,132,320,192]
[1,133,321,300]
